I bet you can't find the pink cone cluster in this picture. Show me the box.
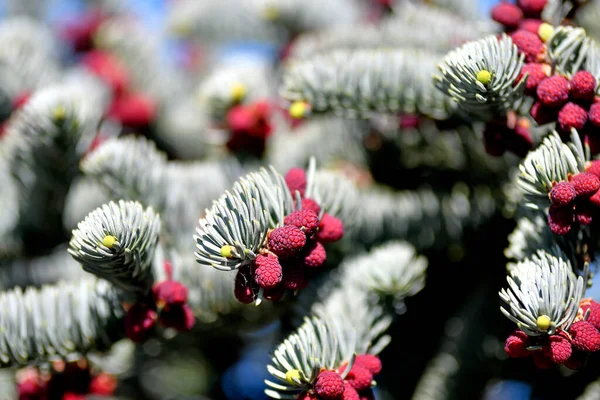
[491,0,548,34]
[547,168,600,235]
[225,100,273,157]
[504,24,600,150]
[124,261,195,342]
[527,71,600,142]
[17,360,117,400]
[297,354,382,400]
[486,1,600,157]
[505,299,600,369]
[81,50,157,128]
[233,168,344,304]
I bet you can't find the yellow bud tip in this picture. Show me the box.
[221,245,234,258]
[172,20,194,36]
[538,23,554,42]
[53,105,66,121]
[536,315,551,331]
[476,69,492,85]
[285,369,301,384]
[289,101,307,119]
[263,5,280,21]
[102,235,117,249]
[230,83,247,103]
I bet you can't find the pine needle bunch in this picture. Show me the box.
[68,200,161,293]
[0,245,89,290]
[81,135,169,207]
[281,48,457,119]
[264,316,350,399]
[194,166,290,271]
[504,215,570,267]
[499,249,586,336]
[355,183,497,250]
[435,34,526,121]
[165,0,283,45]
[82,135,244,244]
[338,241,428,304]
[546,26,600,80]
[257,0,366,34]
[288,2,496,59]
[2,84,103,238]
[312,288,392,358]
[517,130,587,210]
[0,17,60,113]
[0,279,123,367]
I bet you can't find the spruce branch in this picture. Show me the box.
[68,200,161,294]
[517,130,587,210]
[434,34,526,121]
[499,249,587,336]
[312,289,392,358]
[546,26,600,80]
[355,183,497,250]
[340,241,428,304]
[0,279,123,367]
[194,166,293,271]
[295,241,427,360]
[280,48,457,119]
[505,214,572,268]
[81,135,168,207]
[259,0,366,33]
[264,316,349,399]
[2,84,103,235]
[0,17,60,110]
[165,0,283,44]
[0,245,89,290]
[289,2,495,59]
[83,135,243,243]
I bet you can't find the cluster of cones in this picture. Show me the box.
[486,0,600,157]
[17,359,116,400]
[81,50,157,130]
[59,9,157,131]
[296,354,382,400]
[224,97,274,157]
[233,167,344,304]
[546,163,600,234]
[124,261,195,342]
[505,299,600,369]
